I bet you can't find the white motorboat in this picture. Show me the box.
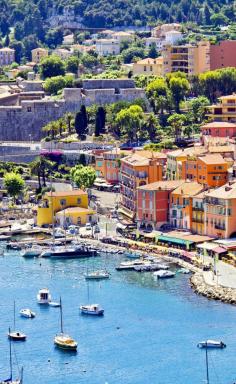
[153,270,176,279]
[85,270,110,280]
[37,288,52,304]
[197,340,226,349]
[21,245,42,258]
[116,260,146,271]
[54,228,65,238]
[80,304,104,316]
[19,309,36,318]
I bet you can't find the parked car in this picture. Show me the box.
[85,223,92,231]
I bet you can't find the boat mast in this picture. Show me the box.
[205,341,209,384]
[13,300,16,330]
[50,142,55,247]
[60,297,63,334]
[8,327,13,381]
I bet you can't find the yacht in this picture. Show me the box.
[37,288,52,304]
[85,270,110,280]
[1,328,23,384]
[153,270,176,279]
[8,302,26,341]
[21,245,42,258]
[197,340,226,349]
[54,298,77,351]
[116,260,146,271]
[19,309,36,318]
[80,304,104,316]
[49,245,97,259]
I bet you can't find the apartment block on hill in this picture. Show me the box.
[0,48,15,66]
[206,95,236,123]
[132,57,163,76]
[31,48,48,64]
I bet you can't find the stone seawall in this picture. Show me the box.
[190,273,236,305]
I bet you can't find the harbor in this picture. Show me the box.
[0,242,235,384]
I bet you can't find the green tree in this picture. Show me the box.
[95,106,106,136]
[45,28,63,48]
[189,96,210,123]
[22,34,39,60]
[4,172,25,202]
[148,44,158,59]
[40,55,65,79]
[115,105,144,141]
[70,165,96,190]
[144,113,160,141]
[146,78,170,114]
[74,105,88,140]
[81,53,98,69]
[122,46,145,64]
[167,113,186,140]
[169,76,190,113]
[66,56,79,74]
[44,75,73,95]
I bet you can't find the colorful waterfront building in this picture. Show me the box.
[119,151,163,219]
[95,149,130,184]
[166,147,205,180]
[192,191,206,235]
[137,180,184,231]
[170,182,204,231]
[206,95,236,124]
[37,190,94,227]
[205,181,236,239]
[182,154,229,188]
[201,121,236,137]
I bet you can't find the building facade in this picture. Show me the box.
[206,95,236,123]
[95,39,120,56]
[132,57,163,76]
[137,180,184,230]
[120,152,163,219]
[31,48,48,64]
[210,41,236,70]
[0,48,15,66]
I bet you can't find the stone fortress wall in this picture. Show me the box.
[0,79,147,141]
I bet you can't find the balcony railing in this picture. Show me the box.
[215,224,226,230]
[192,218,204,224]
[192,206,204,211]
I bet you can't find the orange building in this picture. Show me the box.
[95,149,131,184]
[170,182,204,231]
[120,151,163,219]
[192,191,207,235]
[182,154,229,188]
[205,181,236,239]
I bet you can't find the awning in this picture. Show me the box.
[213,246,227,254]
[117,208,135,220]
[158,235,194,246]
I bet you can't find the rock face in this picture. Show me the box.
[190,273,236,305]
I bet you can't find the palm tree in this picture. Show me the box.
[30,158,42,190]
[30,156,53,189]
[65,113,74,134]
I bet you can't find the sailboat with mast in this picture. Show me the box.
[0,328,23,384]
[80,279,104,316]
[8,302,26,341]
[54,297,77,351]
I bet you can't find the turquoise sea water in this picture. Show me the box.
[0,246,235,384]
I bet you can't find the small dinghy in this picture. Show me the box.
[80,304,104,316]
[20,309,36,318]
[49,301,61,307]
[178,268,190,274]
[197,340,226,349]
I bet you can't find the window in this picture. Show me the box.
[77,198,81,204]
[88,215,92,222]
[27,107,32,112]
[60,199,66,206]
[144,66,146,71]
[77,217,81,225]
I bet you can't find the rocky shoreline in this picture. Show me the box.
[190,273,236,305]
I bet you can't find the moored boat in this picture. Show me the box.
[49,245,97,259]
[1,328,23,384]
[153,270,176,279]
[37,288,51,304]
[85,270,110,280]
[80,304,104,316]
[21,244,42,258]
[19,309,36,318]
[8,302,26,341]
[54,298,77,351]
[197,340,226,349]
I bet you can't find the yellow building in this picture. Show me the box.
[162,41,210,76]
[166,147,206,180]
[37,190,93,227]
[31,48,48,64]
[133,57,163,76]
[206,94,236,123]
[56,207,95,226]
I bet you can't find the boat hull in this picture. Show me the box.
[8,332,26,341]
[50,250,96,259]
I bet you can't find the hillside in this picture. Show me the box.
[0,0,234,34]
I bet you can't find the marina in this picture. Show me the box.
[0,243,235,383]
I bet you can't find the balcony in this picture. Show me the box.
[192,206,204,212]
[215,224,226,230]
[192,218,204,224]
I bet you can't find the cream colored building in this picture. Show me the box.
[152,23,181,38]
[95,39,120,56]
[0,48,15,66]
[53,48,73,60]
[112,31,134,42]
[133,57,163,76]
[31,48,48,64]
[162,41,210,76]
[206,94,236,123]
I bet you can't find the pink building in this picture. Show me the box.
[201,122,236,138]
[210,41,236,71]
[205,181,236,239]
[137,180,184,231]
